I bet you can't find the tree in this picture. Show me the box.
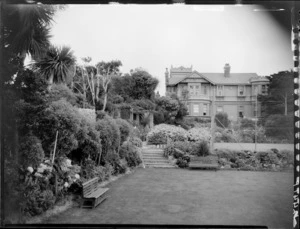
[32,45,76,90]
[258,71,293,118]
[96,60,122,111]
[3,4,57,63]
[215,112,230,128]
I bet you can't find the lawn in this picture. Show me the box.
[214,143,293,151]
[42,168,293,228]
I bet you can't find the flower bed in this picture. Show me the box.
[214,148,294,171]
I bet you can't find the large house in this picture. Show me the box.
[165,64,269,121]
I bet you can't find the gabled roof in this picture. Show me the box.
[167,71,260,86]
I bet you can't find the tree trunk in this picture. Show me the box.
[47,73,54,91]
[284,93,287,116]
[81,68,87,108]
[102,91,107,112]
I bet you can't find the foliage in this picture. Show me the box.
[147,124,188,144]
[215,112,230,128]
[21,185,56,217]
[128,137,143,148]
[32,45,76,87]
[19,135,45,169]
[196,141,210,157]
[264,114,293,142]
[258,71,293,117]
[187,127,211,142]
[105,151,126,175]
[116,118,132,143]
[96,116,121,163]
[47,84,84,107]
[176,158,189,168]
[240,118,255,129]
[215,148,293,171]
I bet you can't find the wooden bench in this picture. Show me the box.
[189,155,219,171]
[81,177,109,208]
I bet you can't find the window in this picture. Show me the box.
[217,85,223,96]
[203,85,207,95]
[239,106,244,118]
[253,85,258,95]
[203,104,207,116]
[238,86,245,96]
[193,104,199,114]
[189,84,201,96]
[217,106,223,113]
[262,85,268,94]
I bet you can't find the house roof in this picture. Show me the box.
[167,71,261,86]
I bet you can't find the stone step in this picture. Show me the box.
[142,156,165,159]
[145,165,175,168]
[144,162,172,165]
[143,159,169,163]
[142,153,164,156]
[142,150,164,153]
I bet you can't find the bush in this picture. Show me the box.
[105,151,126,175]
[147,124,188,144]
[215,112,230,128]
[19,135,45,169]
[125,148,142,167]
[119,142,142,167]
[116,118,132,143]
[240,118,255,129]
[196,141,210,157]
[34,99,81,157]
[21,183,56,217]
[48,84,84,107]
[187,127,211,142]
[74,116,101,163]
[264,114,293,142]
[128,137,143,148]
[176,158,189,168]
[96,116,121,162]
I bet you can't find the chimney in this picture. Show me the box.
[224,63,231,77]
[165,68,169,85]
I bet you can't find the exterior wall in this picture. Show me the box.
[166,70,269,121]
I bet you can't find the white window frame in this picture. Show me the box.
[238,106,244,118]
[217,106,223,113]
[238,85,245,96]
[193,104,199,114]
[203,104,208,116]
[217,85,224,96]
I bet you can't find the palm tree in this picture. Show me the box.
[32,45,76,90]
[3,4,57,63]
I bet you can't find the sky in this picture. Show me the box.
[49,4,292,95]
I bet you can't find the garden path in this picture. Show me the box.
[42,168,293,228]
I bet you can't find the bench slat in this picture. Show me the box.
[85,188,109,199]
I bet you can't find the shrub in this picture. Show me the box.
[196,141,210,157]
[240,118,255,129]
[75,116,101,163]
[176,158,189,168]
[215,112,230,128]
[96,116,121,162]
[19,135,45,169]
[187,127,211,142]
[279,150,294,165]
[48,84,83,107]
[125,148,142,167]
[116,118,132,143]
[21,183,56,217]
[119,142,142,167]
[104,151,126,175]
[128,137,143,148]
[264,114,293,143]
[34,99,81,157]
[147,124,188,144]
